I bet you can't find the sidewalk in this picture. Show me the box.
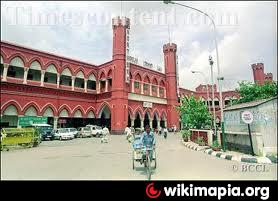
[181,140,274,164]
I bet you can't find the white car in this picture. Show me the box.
[54,128,74,140]
[66,128,78,138]
[86,125,103,137]
[77,127,92,138]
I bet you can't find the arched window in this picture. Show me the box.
[60,68,72,86]
[44,64,58,84]
[8,57,25,79]
[75,71,85,88]
[87,74,96,90]
[28,61,41,81]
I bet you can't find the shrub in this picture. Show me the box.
[195,136,206,146]
[181,130,191,141]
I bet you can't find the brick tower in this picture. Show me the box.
[163,43,180,130]
[111,16,130,134]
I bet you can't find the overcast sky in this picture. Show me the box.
[1,1,277,91]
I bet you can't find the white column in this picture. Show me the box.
[150,85,152,96]
[141,118,144,129]
[141,82,144,94]
[149,118,153,129]
[157,120,161,130]
[57,73,60,88]
[71,76,75,91]
[40,70,45,86]
[17,115,24,128]
[105,79,108,92]
[164,119,167,128]
[131,118,135,127]
[131,80,135,93]
[157,86,160,97]
[53,116,58,130]
[2,63,9,81]
[23,67,28,84]
[84,78,88,93]
[164,88,166,98]
[97,81,101,93]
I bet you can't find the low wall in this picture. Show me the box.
[189,129,213,146]
[217,130,263,156]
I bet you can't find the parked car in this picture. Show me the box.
[66,128,78,138]
[86,125,103,137]
[77,127,92,138]
[32,123,54,141]
[53,128,74,140]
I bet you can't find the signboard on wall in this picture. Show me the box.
[143,102,153,108]
[125,28,130,83]
[241,110,254,124]
[19,116,48,126]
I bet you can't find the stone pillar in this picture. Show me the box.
[57,73,60,88]
[53,116,58,130]
[2,63,9,81]
[165,119,167,128]
[23,67,28,84]
[207,130,213,146]
[157,86,160,97]
[141,118,144,129]
[157,120,161,130]
[131,118,135,127]
[71,76,75,91]
[97,81,101,94]
[149,118,153,129]
[17,115,24,128]
[40,70,45,86]
[164,88,166,98]
[105,79,109,92]
[131,80,134,93]
[217,130,222,146]
[84,78,88,93]
[141,82,144,94]
[150,85,152,96]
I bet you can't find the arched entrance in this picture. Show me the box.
[152,112,159,129]
[1,105,19,128]
[134,113,141,129]
[160,112,166,128]
[144,112,150,128]
[98,105,111,130]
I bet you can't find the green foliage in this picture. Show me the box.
[235,81,278,104]
[212,140,220,148]
[195,136,206,146]
[181,130,191,139]
[176,96,212,129]
[1,128,40,148]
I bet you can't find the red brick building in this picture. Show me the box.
[0,16,272,133]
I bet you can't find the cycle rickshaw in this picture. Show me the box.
[132,134,157,180]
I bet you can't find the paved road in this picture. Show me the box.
[1,133,277,180]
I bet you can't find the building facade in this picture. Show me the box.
[1,17,179,134]
[1,16,268,134]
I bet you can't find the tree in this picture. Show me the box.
[234,81,277,104]
[176,96,212,129]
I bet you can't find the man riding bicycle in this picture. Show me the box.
[140,125,156,167]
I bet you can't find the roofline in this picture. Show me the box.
[1,40,98,67]
[224,96,277,111]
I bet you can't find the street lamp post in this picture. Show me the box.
[163,0,226,151]
[191,70,210,110]
[209,56,217,137]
